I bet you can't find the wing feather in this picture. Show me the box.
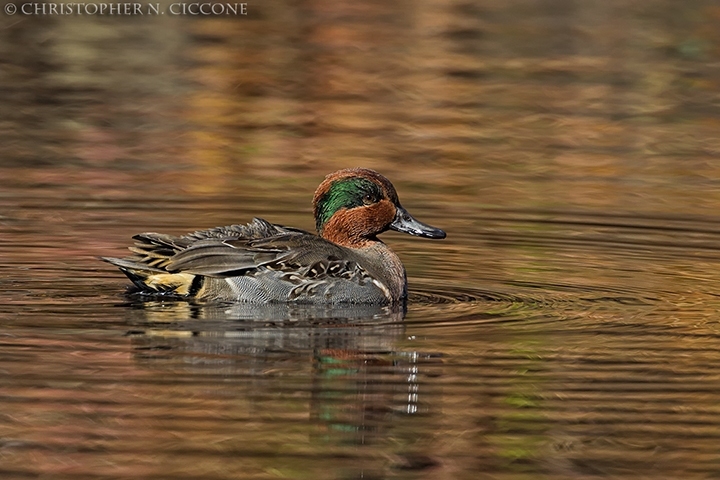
[103,218,381,300]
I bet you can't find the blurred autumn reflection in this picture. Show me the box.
[2,0,720,479]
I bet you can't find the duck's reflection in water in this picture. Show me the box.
[122,300,442,473]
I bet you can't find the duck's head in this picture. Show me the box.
[312,168,446,247]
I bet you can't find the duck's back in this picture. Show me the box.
[103,218,401,304]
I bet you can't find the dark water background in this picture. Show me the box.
[2,1,720,478]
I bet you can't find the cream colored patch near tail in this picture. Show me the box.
[144,273,197,295]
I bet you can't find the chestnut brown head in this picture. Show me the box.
[312,168,446,247]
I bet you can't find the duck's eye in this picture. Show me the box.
[362,194,375,205]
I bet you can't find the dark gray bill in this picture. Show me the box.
[389,206,446,239]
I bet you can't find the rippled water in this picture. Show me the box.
[3,1,720,479]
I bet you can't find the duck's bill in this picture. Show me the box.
[389,206,446,239]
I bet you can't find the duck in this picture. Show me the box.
[103,167,446,304]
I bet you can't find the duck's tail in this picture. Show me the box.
[101,257,201,296]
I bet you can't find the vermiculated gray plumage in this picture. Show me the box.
[103,218,405,304]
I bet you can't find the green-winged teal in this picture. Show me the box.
[103,168,446,304]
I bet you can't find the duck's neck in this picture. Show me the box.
[321,231,376,248]
[319,213,379,248]
[357,242,407,303]
[318,213,407,302]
